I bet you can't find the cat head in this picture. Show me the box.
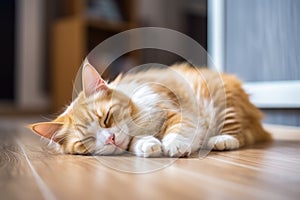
[29,63,136,155]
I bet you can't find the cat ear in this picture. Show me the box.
[82,63,108,97]
[28,122,63,143]
[110,73,123,87]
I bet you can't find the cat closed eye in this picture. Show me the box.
[98,113,111,128]
[103,113,109,127]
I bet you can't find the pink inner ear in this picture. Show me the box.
[83,64,108,97]
[30,122,63,142]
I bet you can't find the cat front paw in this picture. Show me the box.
[162,133,192,157]
[208,135,240,150]
[130,136,163,157]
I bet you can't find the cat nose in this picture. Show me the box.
[105,134,115,145]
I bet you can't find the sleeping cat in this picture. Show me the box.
[29,62,271,157]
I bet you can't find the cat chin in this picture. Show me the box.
[95,145,126,155]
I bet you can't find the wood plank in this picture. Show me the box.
[0,122,299,200]
[0,128,44,200]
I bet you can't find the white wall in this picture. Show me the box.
[15,0,49,111]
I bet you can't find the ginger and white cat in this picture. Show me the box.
[29,62,271,157]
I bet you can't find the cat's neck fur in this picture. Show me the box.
[113,81,166,137]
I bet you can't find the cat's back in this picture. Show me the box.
[119,63,213,87]
[116,63,227,100]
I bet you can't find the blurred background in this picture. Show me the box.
[0,0,299,126]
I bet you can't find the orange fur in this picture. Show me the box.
[29,63,271,157]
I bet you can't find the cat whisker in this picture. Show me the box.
[29,62,271,157]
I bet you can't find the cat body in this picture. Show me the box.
[30,63,271,157]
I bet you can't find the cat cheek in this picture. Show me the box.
[101,145,117,155]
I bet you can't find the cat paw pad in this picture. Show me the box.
[208,135,240,151]
[131,136,162,157]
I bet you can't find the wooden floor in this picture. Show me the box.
[0,118,300,200]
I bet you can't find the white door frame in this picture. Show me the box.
[208,0,300,108]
